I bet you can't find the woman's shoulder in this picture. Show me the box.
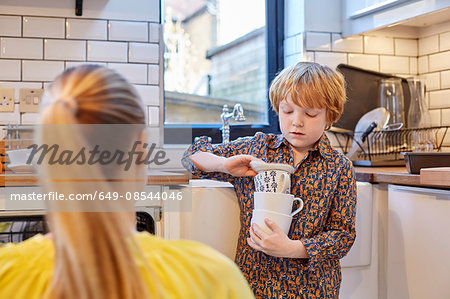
[0,235,53,298]
[0,234,53,264]
[135,232,254,298]
[136,232,240,271]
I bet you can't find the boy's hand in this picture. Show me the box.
[247,219,309,259]
[221,155,261,177]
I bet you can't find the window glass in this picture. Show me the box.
[163,0,267,125]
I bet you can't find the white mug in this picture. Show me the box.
[6,148,32,165]
[251,209,293,235]
[254,170,291,193]
[253,192,303,216]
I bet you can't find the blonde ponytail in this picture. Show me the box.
[38,65,155,299]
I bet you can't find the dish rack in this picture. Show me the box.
[330,126,449,166]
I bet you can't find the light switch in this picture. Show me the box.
[19,88,44,113]
[0,87,15,112]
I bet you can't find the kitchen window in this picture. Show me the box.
[163,0,284,143]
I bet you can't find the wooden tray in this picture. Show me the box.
[420,167,450,187]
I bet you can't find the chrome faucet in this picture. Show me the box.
[220,104,245,143]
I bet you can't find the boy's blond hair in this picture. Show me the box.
[269,62,346,124]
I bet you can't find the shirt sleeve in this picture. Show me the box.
[181,135,254,184]
[300,159,357,268]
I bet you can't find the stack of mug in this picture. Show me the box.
[250,161,303,235]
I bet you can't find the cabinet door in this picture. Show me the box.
[387,185,450,299]
[343,0,450,36]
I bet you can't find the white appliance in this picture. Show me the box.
[0,185,163,244]
[179,180,240,260]
[340,181,378,299]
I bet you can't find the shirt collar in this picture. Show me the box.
[269,133,334,161]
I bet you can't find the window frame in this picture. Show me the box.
[163,0,284,144]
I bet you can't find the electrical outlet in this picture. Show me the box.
[0,87,15,112]
[19,88,44,113]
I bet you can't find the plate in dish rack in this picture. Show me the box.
[250,161,295,174]
[7,163,36,174]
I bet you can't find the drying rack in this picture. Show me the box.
[329,126,449,166]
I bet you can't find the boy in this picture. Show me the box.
[182,62,356,298]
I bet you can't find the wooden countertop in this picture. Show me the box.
[1,167,447,189]
[0,169,191,187]
[354,166,449,189]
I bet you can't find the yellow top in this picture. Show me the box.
[0,232,254,299]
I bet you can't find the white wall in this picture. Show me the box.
[0,0,159,22]
[0,0,163,146]
[284,0,450,151]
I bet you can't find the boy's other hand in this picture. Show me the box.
[221,155,261,177]
[247,219,309,259]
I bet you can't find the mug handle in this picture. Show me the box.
[280,173,290,193]
[290,198,304,216]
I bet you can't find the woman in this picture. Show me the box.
[0,65,254,299]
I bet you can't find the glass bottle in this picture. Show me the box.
[407,77,433,151]
[379,78,405,126]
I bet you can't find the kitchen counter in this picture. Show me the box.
[354,166,449,189]
[1,167,448,189]
[0,169,191,187]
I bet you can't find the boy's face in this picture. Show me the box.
[278,93,328,155]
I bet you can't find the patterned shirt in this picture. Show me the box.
[182,132,356,298]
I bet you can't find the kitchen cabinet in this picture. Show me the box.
[342,0,450,37]
[386,185,450,299]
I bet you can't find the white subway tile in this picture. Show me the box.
[440,32,450,52]
[410,57,417,75]
[147,106,159,126]
[149,23,160,43]
[87,41,127,62]
[423,72,440,91]
[364,36,394,55]
[380,56,409,74]
[0,82,42,100]
[332,34,363,53]
[429,51,450,72]
[45,39,86,61]
[284,35,300,56]
[285,53,303,67]
[66,19,107,40]
[147,65,159,85]
[442,109,450,126]
[23,17,64,38]
[21,113,39,124]
[145,127,161,147]
[0,60,21,81]
[0,38,43,59]
[22,61,64,82]
[306,32,330,51]
[304,51,314,62]
[129,43,158,63]
[314,52,346,70]
[419,35,439,56]
[418,56,428,73]
[134,84,159,105]
[65,61,107,69]
[348,54,379,72]
[0,104,20,124]
[441,70,450,89]
[107,63,147,84]
[394,38,418,56]
[429,89,450,109]
[109,21,148,42]
[0,16,21,37]
[428,109,441,127]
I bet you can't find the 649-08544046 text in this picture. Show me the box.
[8,191,184,201]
